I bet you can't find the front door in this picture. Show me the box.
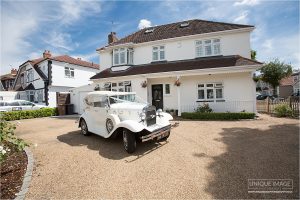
[152,84,163,110]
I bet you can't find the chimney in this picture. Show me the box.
[108,32,118,44]
[77,58,81,60]
[11,68,17,75]
[43,50,52,58]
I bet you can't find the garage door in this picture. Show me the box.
[79,91,89,114]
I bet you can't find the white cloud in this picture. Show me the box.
[233,11,249,24]
[60,1,101,25]
[234,0,260,6]
[44,31,77,51]
[138,19,152,30]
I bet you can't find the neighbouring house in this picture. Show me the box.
[291,71,299,95]
[0,68,17,91]
[279,71,300,98]
[13,50,99,107]
[71,19,262,115]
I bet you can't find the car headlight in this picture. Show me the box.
[157,109,163,116]
[139,112,146,120]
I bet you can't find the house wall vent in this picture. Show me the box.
[180,22,190,28]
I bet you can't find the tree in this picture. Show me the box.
[251,50,257,60]
[259,59,292,96]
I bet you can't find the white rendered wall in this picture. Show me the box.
[180,72,256,112]
[0,91,17,101]
[51,61,99,87]
[99,31,251,71]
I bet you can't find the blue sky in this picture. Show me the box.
[1,0,299,74]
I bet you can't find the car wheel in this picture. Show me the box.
[106,118,114,133]
[159,131,170,141]
[80,119,90,136]
[122,129,136,153]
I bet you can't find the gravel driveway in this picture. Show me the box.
[15,114,299,199]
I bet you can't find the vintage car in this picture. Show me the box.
[78,91,173,153]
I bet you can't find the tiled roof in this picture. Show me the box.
[27,55,99,69]
[90,55,261,79]
[280,76,294,86]
[0,73,16,80]
[98,19,254,50]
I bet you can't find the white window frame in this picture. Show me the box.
[164,84,171,96]
[197,82,224,102]
[27,69,34,82]
[65,67,74,78]
[104,81,132,93]
[113,48,127,66]
[128,48,134,65]
[195,38,221,57]
[152,45,165,61]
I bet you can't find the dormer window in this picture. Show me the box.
[145,28,154,34]
[195,38,221,57]
[180,22,189,28]
[113,48,133,66]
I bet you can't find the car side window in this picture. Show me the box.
[93,96,108,108]
[0,102,7,106]
[20,101,33,106]
[8,102,20,106]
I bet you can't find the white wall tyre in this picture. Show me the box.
[159,131,170,141]
[80,119,91,136]
[123,129,136,153]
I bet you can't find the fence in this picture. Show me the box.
[256,97,299,116]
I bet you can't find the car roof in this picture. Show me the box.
[0,100,28,103]
[87,91,136,97]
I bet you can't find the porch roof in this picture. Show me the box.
[90,55,262,79]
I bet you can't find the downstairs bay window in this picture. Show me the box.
[197,83,224,102]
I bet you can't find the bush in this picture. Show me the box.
[0,119,28,162]
[274,104,293,117]
[195,103,213,113]
[0,108,57,121]
[181,112,256,120]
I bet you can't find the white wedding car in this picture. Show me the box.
[78,91,173,153]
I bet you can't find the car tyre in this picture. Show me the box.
[80,119,90,136]
[123,129,136,153]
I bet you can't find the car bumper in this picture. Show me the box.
[140,125,171,142]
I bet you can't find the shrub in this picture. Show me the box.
[0,108,57,121]
[0,119,28,162]
[181,112,256,120]
[274,104,293,117]
[195,103,213,113]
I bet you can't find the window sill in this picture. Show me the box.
[196,99,225,102]
[195,55,223,59]
[151,60,167,63]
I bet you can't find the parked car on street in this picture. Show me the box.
[256,94,276,101]
[78,91,173,153]
[0,100,47,112]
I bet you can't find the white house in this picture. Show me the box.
[72,19,262,115]
[13,51,99,107]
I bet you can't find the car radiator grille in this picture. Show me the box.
[146,106,156,126]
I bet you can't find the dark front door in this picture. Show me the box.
[152,84,163,110]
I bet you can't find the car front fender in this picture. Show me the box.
[115,120,145,133]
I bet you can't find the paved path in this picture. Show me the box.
[15,115,299,199]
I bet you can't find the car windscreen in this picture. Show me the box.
[109,94,146,105]
[7,102,20,106]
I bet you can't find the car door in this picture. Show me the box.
[90,95,109,136]
[19,101,35,110]
[8,101,22,111]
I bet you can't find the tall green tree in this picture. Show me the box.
[251,50,257,60]
[259,59,292,96]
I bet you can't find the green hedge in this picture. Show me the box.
[0,108,57,121]
[181,112,256,120]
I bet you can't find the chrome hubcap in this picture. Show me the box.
[81,121,87,134]
[123,131,128,149]
[106,119,114,133]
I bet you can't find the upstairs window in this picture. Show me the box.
[113,48,126,65]
[27,69,34,82]
[128,48,134,65]
[65,67,74,78]
[195,38,221,57]
[152,46,165,61]
[20,74,24,84]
